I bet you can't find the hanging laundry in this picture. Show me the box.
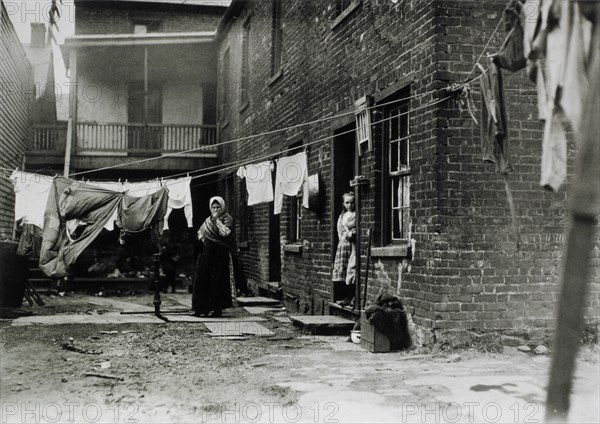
[494,0,527,72]
[39,177,170,278]
[9,171,53,229]
[162,177,193,230]
[479,60,512,174]
[85,180,124,231]
[274,152,308,215]
[237,161,274,206]
[123,178,193,229]
[118,188,169,234]
[530,0,593,191]
[40,177,123,277]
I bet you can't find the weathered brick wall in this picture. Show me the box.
[75,2,225,35]
[218,0,600,345]
[0,1,34,239]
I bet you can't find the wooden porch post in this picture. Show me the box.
[64,49,77,177]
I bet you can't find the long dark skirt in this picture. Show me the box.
[191,240,233,314]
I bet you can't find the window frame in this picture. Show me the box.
[240,17,251,110]
[221,48,230,125]
[271,0,283,77]
[380,90,411,245]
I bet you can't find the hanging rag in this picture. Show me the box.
[39,177,123,277]
[10,171,53,229]
[85,180,124,231]
[274,151,308,215]
[479,60,520,246]
[536,0,592,191]
[494,0,528,72]
[118,188,169,234]
[123,178,193,229]
[479,60,512,174]
[237,161,274,206]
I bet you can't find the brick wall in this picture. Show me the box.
[75,2,226,35]
[218,0,600,345]
[0,1,34,239]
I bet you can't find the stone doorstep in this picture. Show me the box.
[235,296,282,307]
[289,315,356,335]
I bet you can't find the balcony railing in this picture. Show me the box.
[30,122,217,156]
[30,124,68,152]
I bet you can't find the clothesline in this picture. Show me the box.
[188,95,454,189]
[69,88,439,178]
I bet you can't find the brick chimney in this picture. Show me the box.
[30,23,47,48]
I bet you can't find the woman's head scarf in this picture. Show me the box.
[209,196,226,212]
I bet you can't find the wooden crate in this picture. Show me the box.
[360,311,391,353]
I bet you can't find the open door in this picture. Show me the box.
[331,123,356,302]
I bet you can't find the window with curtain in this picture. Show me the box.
[383,92,410,243]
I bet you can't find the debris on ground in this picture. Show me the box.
[83,372,124,381]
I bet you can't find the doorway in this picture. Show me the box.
[331,123,356,301]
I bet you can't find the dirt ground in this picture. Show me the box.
[1,292,599,424]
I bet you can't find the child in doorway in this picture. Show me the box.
[332,191,356,306]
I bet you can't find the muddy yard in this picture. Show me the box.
[1,293,599,424]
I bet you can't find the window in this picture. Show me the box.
[287,141,303,243]
[355,95,373,156]
[271,0,283,76]
[221,48,230,123]
[289,195,302,243]
[383,91,410,242]
[241,18,251,107]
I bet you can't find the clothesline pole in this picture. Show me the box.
[545,10,599,420]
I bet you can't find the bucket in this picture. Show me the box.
[0,241,28,307]
[350,330,361,344]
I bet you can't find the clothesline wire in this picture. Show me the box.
[140,94,453,189]
[68,88,439,178]
[59,95,453,195]
[187,95,454,189]
[463,15,505,84]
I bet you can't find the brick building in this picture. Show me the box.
[216,0,599,345]
[0,0,34,239]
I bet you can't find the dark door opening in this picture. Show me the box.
[331,123,356,301]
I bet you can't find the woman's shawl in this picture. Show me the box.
[198,213,234,248]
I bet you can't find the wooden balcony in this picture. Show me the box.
[30,124,68,153]
[30,122,217,157]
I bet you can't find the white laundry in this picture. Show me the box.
[237,161,274,206]
[162,177,193,229]
[274,152,308,215]
[10,171,53,229]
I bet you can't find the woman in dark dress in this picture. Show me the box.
[190,196,234,317]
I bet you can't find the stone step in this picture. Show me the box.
[235,296,282,307]
[289,315,357,335]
